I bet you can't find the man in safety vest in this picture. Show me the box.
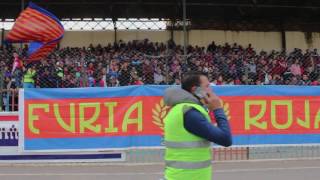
[23,64,36,88]
[163,72,232,180]
[55,61,64,87]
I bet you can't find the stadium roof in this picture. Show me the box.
[1,0,320,31]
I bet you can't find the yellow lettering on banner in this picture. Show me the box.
[28,104,49,134]
[314,109,320,129]
[79,103,101,133]
[54,103,76,133]
[122,101,143,132]
[271,100,293,129]
[297,100,310,128]
[104,102,118,133]
[245,100,267,130]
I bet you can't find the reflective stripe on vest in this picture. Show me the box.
[57,67,63,78]
[165,140,211,148]
[165,160,211,169]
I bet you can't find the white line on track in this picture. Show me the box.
[0,166,319,176]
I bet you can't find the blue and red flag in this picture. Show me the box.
[6,2,64,62]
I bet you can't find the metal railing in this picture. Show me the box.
[0,89,18,112]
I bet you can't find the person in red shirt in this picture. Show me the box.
[132,78,144,85]
[216,75,224,85]
[310,80,319,86]
[11,52,23,88]
[131,72,144,85]
[310,75,320,86]
[234,78,242,85]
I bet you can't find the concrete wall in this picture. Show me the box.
[59,30,283,52]
[285,32,320,51]
[187,30,282,51]
[60,30,171,47]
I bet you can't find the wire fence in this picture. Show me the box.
[1,41,320,162]
[1,40,320,91]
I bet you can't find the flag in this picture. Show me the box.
[6,2,64,62]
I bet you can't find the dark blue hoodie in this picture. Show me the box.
[164,88,232,147]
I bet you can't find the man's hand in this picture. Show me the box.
[203,90,222,111]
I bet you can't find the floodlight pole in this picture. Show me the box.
[182,0,187,63]
[21,0,24,11]
[1,28,4,47]
[113,19,117,44]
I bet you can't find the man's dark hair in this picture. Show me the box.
[181,71,205,92]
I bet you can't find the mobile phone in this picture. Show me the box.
[194,87,208,99]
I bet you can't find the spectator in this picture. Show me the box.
[172,78,181,85]
[154,67,164,85]
[288,75,302,85]
[11,52,23,88]
[78,68,89,87]
[0,41,318,90]
[301,74,311,85]
[4,66,11,79]
[62,74,76,88]
[108,76,120,87]
[88,76,95,87]
[23,64,36,88]
[264,74,273,85]
[234,78,241,85]
[216,75,224,85]
[55,61,64,87]
[277,56,288,75]
[310,79,319,86]
[256,79,262,85]
[142,60,154,84]
[108,60,119,78]
[131,72,144,85]
[118,61,131,86]
[39,68,55,88]
[290,59,302,76]
[247,59,257,78]
[273,75,284,85]
[95,73,106,87]
[100,68,108,87]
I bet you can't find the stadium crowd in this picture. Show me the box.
[1,39,320,90]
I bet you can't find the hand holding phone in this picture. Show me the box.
[195,86,222,111]
[194,87,208,99]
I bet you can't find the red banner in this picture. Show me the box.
[25,96,320,139]
[22,86,320,151]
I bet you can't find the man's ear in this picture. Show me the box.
[190,86,196,94]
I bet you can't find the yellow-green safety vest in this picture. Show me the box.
[57,67,63,78]
[23,69,36,83]
[164,103,212,180]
